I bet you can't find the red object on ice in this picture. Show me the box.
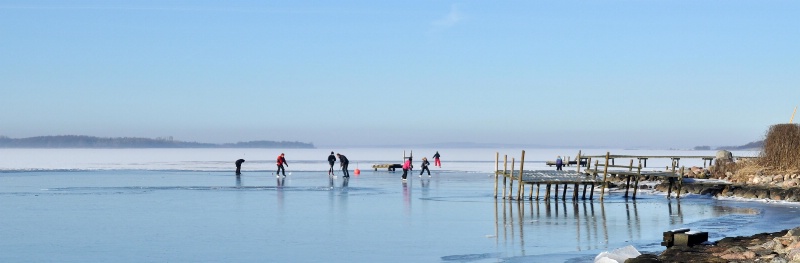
[354,169,361,175]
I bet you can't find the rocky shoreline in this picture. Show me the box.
[616,170,800,263]
[628,228,800,263]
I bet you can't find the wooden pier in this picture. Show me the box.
[372,163,402,171]
[495,151,692,201]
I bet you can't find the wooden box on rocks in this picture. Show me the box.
[662,229,708,247]
[674,231,708,247]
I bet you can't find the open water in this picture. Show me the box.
[2,148,797,263]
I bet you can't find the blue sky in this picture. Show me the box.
[2,1,799,148]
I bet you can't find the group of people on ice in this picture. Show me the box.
[401,151,441,180]
[234,151,442,180]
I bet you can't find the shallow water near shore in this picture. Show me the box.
[3,169,800,262]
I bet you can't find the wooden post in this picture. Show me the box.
[572,183,579,200]
[587,157,592,171]
[624,159,633,198]
[667,177,674,199]
[535,183,541,200]
[503,155,508,199]
[562,183,567,199]
[677,166,684,199]
[589,183,595,200]
[545,184,551,199]
[575,150,582,173]
[633,164,642,199]
[554,184,559,200]
[529,184,534,200]
[517,150,525,200]
[600,152,610,200]
[582,183,588,199]
[509,158,515,200]
[494,152,499,198]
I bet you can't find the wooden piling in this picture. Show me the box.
[667,177,674,199]
[600,152,610,200]
[572,183,579,200]
[545,184,551,199]
[582,183,588,199]
[529,184,534,200]
[632,163,641,199]
[494,152,499,198]
[624,159,634,198]
[509,158,515,200]
[554,184,559,200]
[677,166,684,199]
[502,155,508,199]
[535,183,540,200]
[562,184,567,199]
[517,150,525,200]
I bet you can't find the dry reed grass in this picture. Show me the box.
[758,124,800,171]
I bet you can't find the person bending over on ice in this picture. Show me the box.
[419,157,431,177]
[433,151,441,168]
[235,159,245,175]
[337,153,350,178]
[276,153,288,177]
[402,158,412,180]
[327,151,337,176]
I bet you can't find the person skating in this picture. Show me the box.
[433,151,441,168]
[235,159,245,175]
[276,153,288,177]
[337,153,350,178]
[419,157,431,177]
[327,151,336,176]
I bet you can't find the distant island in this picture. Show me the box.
[0,135,315,149]
[695,140,764,151]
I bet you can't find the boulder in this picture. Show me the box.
[716,150,734,163]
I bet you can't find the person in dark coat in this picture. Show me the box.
[555,156,563,171]
[235,159,245,175]
[276,153,288,177]
[419,157,431,177]
[337,153,350,178]
[433,151,441,167]
[327,151,337,176]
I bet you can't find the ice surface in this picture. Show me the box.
[1,148,788,263]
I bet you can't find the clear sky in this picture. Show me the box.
[2,1,799,148]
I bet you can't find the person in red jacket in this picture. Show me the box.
[276,153,288,177]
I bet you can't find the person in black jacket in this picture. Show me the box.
[327,151,337,176]
[419,157,430,177]
[337,153,350,178]
[235,159,245,175]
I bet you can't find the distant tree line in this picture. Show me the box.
[696,140,764,151]
[716,140,764,150]
[0,135,314,149]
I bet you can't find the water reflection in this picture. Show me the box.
[494,198,690,253]
[668,200,683,225]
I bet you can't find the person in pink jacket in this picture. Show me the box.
[402,158,412,180]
